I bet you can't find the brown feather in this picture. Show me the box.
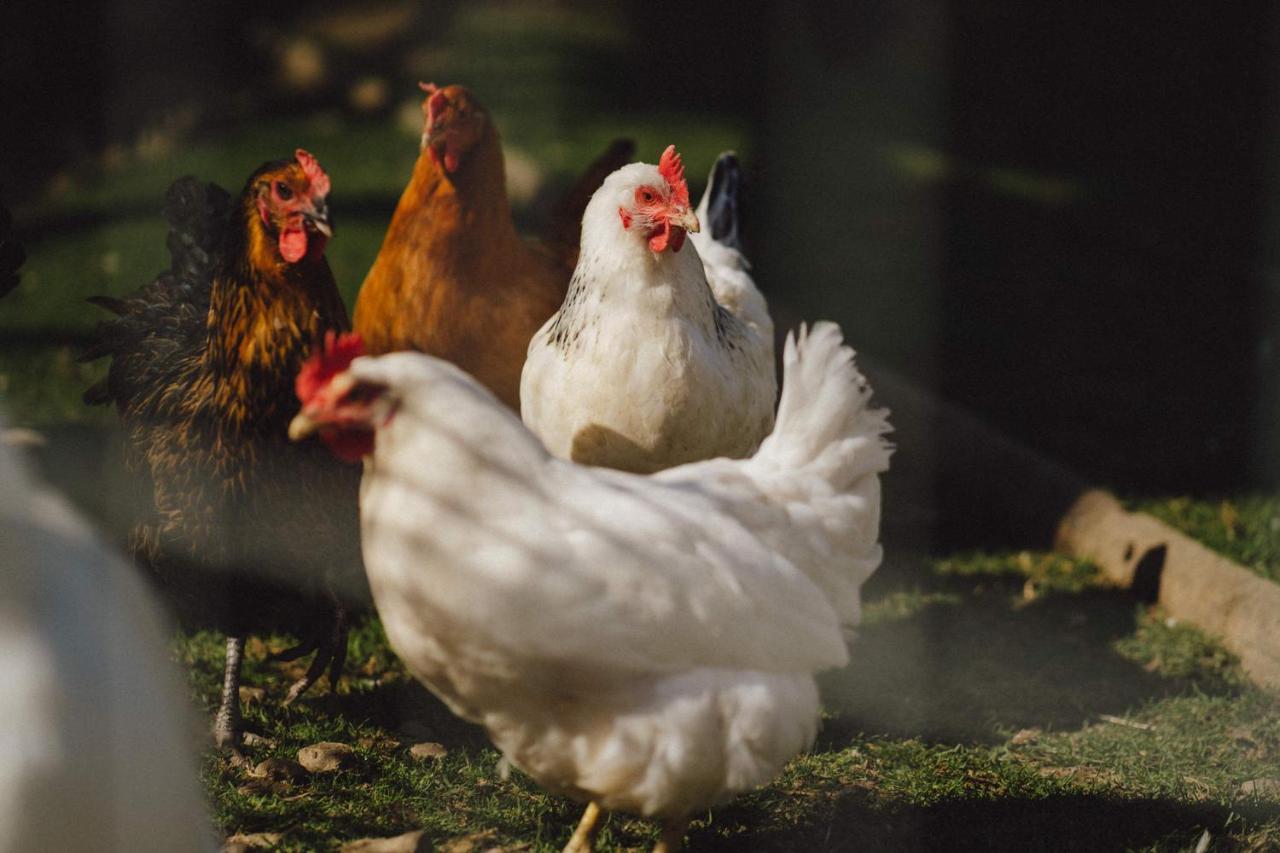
[354,85,628,412]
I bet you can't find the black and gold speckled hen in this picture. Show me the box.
[82,150,365,751]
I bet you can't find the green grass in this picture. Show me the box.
[8,2,1280,848]
[1136,496,1280,583]
[179,550,1280,852]
[0,0,746,430]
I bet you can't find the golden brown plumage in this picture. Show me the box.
[83,152,363,749]
[354,83,632,410]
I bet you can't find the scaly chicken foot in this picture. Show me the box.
[563,801,602,853]
[282,603,349,705]
[212,635,246,759]
[652,817,689,853]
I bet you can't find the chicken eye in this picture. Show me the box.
[637,188,656,205]
[275,181,294,200]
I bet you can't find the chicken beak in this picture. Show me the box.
[304,201,333,238]
[290,372,357,441]
[288,410,319,441]
[671,209,700,234]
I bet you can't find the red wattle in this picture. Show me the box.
[668,226,687,253]
[320,427,374,463]
[279,228,308,263]
[648,221,670,252]
[648,223,686,253]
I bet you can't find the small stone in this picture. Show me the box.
[236,777,292,796]
[438,830,513,853]
[298,741,359,773]
[253,756,309,782]
[408,741,448,762]
[340,829,432,853]
[1010,728,1041,746]
[242,732,276,749]
[357,734,399,751]
[223,831,282,851]
[1237,778,1280,798]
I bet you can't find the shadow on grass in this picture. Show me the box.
[325,676,493,753]
[822,562,1236,745]
[698,790,1270,852]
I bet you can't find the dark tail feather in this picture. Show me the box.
[82,379,112,406]
[701,152,743,252]
[546,137,637,262]
[163,177,231,283]
[0,200,25,300]
[87,294,128,315]
[78,295,130,363]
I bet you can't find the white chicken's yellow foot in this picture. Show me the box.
[563,801,602,853]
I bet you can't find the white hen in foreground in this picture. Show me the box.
[291,323,891,852]
[520,146,775,473]
[0,433,213,852]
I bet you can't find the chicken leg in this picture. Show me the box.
[212,635,245,752]
[563,802,602,853]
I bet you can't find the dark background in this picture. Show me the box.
[2,0,1277,550]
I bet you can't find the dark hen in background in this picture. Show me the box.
[82,151,365,751]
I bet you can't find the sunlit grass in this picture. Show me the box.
[178,550,1280,851]
[1136,495,1280,583]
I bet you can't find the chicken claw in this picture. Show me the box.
[282,604,349,705]
[563,801,602,853]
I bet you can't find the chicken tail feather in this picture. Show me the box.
[754,322,892,485]
[696,151,743,252]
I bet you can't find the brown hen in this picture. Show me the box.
[354,82,632,410]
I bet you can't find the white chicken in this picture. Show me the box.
[0,431,213,852]
[520,146,775,473]
[291,322,891,852]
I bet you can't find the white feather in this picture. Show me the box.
[0,431,213,852]
[354,321,890,818]
[520,160,775,473]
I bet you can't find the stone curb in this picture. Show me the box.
[1056,489,1280,690]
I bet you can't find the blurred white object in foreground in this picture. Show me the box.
[0,427,213,852]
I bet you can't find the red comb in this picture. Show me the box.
[658,145,689,207]
[295,149,330,198]
[297,331,365,406]
[426,88,449,128]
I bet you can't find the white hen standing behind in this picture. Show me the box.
[521,146,775,473]
[291,322,891,852]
